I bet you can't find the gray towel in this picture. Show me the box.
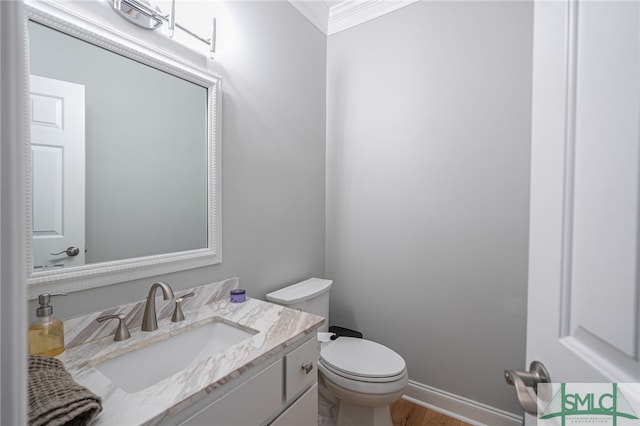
[28,355,102,426]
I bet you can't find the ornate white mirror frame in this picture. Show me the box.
[21,0,222,298]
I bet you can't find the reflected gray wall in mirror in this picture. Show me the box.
[24,2,221,298]
[29,21,207,266]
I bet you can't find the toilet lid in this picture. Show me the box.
[320,337,406,379]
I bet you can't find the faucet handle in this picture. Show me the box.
[97,313,131,341]
[171,292,195,322]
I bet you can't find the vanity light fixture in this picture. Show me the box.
[108,0,217,58]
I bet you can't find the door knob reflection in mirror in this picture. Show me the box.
[49,246,80,257]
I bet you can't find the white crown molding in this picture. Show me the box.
[289,0,418,36]
[327,0,418,35]
[288,0,330,34]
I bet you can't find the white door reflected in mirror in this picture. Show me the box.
[30,75,86,270]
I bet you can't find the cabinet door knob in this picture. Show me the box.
[301,362,313,374]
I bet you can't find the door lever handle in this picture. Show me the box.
[504,360,551,415]
[50,246,80,257]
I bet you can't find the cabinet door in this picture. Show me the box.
[270,384,318,426]
[285,338,319,401]
[181,359,283,426]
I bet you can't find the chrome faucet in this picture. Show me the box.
[141,281,175,331]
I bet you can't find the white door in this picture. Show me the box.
[30,75,85,270]
[522,0,640,423]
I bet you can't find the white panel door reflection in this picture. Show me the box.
[30,75,85,270]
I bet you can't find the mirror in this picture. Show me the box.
[25,3,221,297]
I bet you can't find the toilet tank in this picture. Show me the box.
[265,278,333,332]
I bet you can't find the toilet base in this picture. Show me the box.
[318,377,338,426]
[336,401,393,426]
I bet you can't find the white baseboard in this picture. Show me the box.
[403,380,523,426]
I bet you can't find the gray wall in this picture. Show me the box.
[29,21,208,263]
[326,1,532,414]
[28,0,327,318]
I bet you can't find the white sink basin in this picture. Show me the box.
[95,320,257,393]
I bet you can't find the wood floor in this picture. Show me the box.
[390,399,472,426]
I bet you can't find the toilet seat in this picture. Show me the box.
[318,359,409,407]
[320,359,407,383]
[320,337,406,383]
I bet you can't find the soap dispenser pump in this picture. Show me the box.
[28,293,66,358]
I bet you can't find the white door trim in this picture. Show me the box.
[0,0,28,424]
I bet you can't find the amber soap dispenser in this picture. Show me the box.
[28,293,66,358]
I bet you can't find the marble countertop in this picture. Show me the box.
[61,278,324,426]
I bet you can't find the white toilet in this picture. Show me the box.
[266,278,408,426]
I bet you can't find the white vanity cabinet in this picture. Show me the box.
[173,337,319,426]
